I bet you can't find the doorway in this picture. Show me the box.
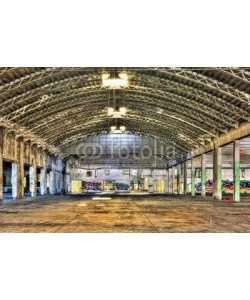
[37,167,41,196]
[24,165,31,197]
[3,161,12,199]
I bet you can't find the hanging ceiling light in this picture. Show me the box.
[102,72,128,89]
[119,107,126,115]
[110,125,126,133]
[107,106,126,118]
[107,107,115,116]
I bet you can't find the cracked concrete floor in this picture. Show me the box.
[0,194,250,233]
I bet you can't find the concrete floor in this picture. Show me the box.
[0,194,250,233]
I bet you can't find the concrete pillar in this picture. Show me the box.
[201,153,206,198]
[183,161,188,195]
[40,168,46,195]
[172,165,175,194]
[213,146,222,201]
[30,145,37,198]
[42,151,47,196]
[49,170,56,194]
[30,165,37,198]
[55,172,58,194]
[0,128,3,200]
[67,174,71,193]
[177,164,181,194]
[44,170,47,195]
[46,171,50,194]
[17,137,24,199]
[191,157,196,196]
[12,163,18,199]
[233,140,240,202]
[59,173,63,193]
[56,172,60,194]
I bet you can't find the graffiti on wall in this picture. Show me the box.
[82,181,102,191]
[195,180,250,194]
[195,180,213,192]
[115,183,130,191]
[222,180,250,194]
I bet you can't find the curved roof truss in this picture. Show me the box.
[0,67,249,162]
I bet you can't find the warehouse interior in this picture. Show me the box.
[0,67,250,232]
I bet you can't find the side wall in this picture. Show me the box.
[0,127,65,199]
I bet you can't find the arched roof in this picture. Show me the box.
[0,67,249,161]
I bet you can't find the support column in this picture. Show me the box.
[177,164,181,194]
[201,153,206,198]
[44,170,47,195]
[67,174,71,193]
[183,161,188,195]
[59,173,63,194]
[55,172,58,194]
[172,165,176,194]
[17,137,24,199]
[233,140,240,202]
[49,170,56,195]
[213,146,222,201]
[191,157,196,196]
[63,173,67,194]
[30,165,37,198]
[40,168,45,195]
[0,128,3,200]
[30,145,37,198]
[12,163,18,199]
[42,151,47,196]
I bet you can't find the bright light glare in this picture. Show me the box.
[103,78,128,88]
[102,72,128,88]
[108,107,114,115]
[119,107,126,115]
[111,126,117,131]
[102,73,110,80]
[119,73,128,80]
[120,125,126,131]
